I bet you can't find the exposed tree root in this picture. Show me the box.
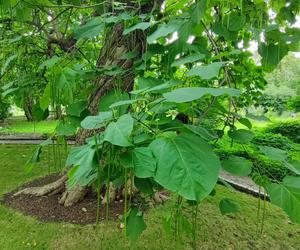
[59,184,88,207]
[14,175,67,197]
[102,182,116,205]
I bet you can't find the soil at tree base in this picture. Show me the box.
[2,174,124,224]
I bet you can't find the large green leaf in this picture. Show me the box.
[258,42,288,71]
[74,17,105,39]
[224,12,246,31]
[66,144,97,187]
[132,147,156,178]
[123,22,151,35]
[81,111,113,130]
[191,0,207,24]
[171,53,205,67]
[66,100,87,117]
[221,156,252,176]
[183,124,217,141]
[104,114,134,147]
[187,62,225,80]
[120,147,156,178]
[259,146,287,161]
[56,117,80,136]
[126,208,147,240]
[267,176,300,223]
[147,19,184,44]
[228,129,254,144]
[150,133,221,201]
[284,161,300,176]
[163,87,240,103]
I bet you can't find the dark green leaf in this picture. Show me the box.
[150,133,221,201]
[126,208,147,240]
[219,198,240,215]
[228,129,254,144]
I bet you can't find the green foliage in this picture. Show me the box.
[150,133,221,202]
[265,121,300,143]
[252,132,292,150]
[0,94,10,121]
[221,156,252,176]
[219,198,240,215]
[267,176,300,223]
[1,0,300,241]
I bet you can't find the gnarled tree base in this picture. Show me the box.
[14,175,88,207]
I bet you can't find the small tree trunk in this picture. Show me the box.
[23,97,34,121]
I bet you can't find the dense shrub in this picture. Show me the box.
[216,145,289,181]
[265,121,300,143]
[288,95,300,112]
[251,132,292,150]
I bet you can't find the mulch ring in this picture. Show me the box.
[2,174,124,225]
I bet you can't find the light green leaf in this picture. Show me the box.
[1,54,17,76]
[219,198,240,215]
[39,56,60,69]
[150,133,221,201]
[81,111,113,130]
[171,54,205,67]
[24,146,42,173]
[66,144,97,187]
[123,22,151,35]
[163,87,240,103]
[222,156,252,176]
[147,20,184,44]
[104,114,134,147]
[267,176,300,223]
[40,84,51,111]
[187,62,225,80]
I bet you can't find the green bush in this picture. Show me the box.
[216,145,289,181]
[265,121,300,143]
[251,132,292,150]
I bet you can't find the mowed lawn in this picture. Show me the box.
[0,118,57,135]
[0,144,300,249]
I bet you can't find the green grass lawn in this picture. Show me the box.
[1,144,300,249]
[0,117,57,135]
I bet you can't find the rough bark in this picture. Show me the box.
[15,0,163,207]
[23,97,34,122]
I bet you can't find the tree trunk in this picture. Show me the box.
[14,5,154,206]
[23,97,34,122]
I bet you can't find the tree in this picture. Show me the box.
[1,0,300,241]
